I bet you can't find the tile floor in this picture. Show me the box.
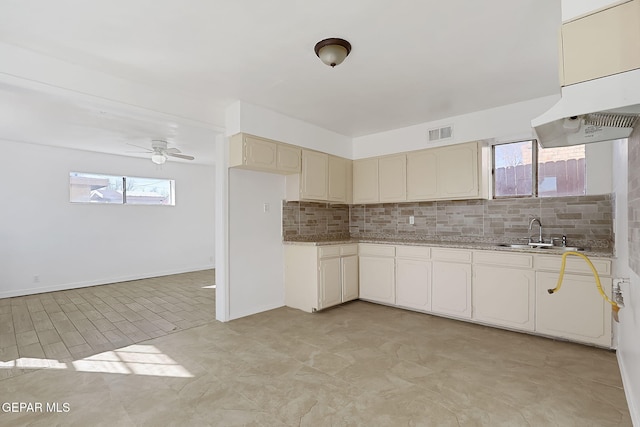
[0,272,632,426]
[0,270,215,380]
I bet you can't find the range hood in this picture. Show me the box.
[532,68,640,148]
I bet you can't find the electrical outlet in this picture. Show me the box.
[409,215,415,225]
[263,203,270,213]
[33,275,39,283]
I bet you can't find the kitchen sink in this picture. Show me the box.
[496,244,532,249]
[495,244,587,252]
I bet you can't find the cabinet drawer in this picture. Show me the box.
[359,244,395,257]
[535,255,611,276]
[340,245,358,256]
[431,248,472,263]
[318,246,341,258]
[474,251,533,268]
[396,245,430,259]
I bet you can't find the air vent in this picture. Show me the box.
[584,112,639,128]
[428,125,453,142]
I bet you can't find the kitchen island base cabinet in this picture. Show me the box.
[473,265,535,331]
[535,271,612,347]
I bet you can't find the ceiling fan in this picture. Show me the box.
[127,140,195,164]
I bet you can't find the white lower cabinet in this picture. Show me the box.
[395,247,431,312]
[473,265,535,331]
[284,244,358,313]
[319,257,342,310]
[359,244,395,304]
[431,261,472,319]
[536,271,612,347]
[341,255,359,302]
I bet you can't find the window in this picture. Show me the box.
[493,140,585,198]
[70,172,175,205]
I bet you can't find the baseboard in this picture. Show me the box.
[228,302,285,321]
[617,350,640,426]
[0,264,215,299]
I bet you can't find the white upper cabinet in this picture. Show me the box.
[560,0,640,85]
[378,154,407,202]
[407,149,438,201]
[300,150,329,200]
[328,155,351,203]
[437,142,480,199]
[229,133,301,175]
[353,158,379,204]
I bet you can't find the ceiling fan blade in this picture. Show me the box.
[167,153,195,160]
[126,143,152,152]
[126,150,154,153]
[165,148,181,154]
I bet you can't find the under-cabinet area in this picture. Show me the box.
[284,242,614,348]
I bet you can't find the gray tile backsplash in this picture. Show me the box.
[283,194,613,249]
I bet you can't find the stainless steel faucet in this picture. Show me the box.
[529,217,543,244]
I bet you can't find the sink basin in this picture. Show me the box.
[540,246,587,252]
[496,244,587,252]
[496,244,533,249]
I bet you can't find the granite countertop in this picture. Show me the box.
[283,237,614,257]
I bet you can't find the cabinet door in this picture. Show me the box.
[536,272,612,347]
[353,158,379,203]
[319,257,342,310]
[473,265,535,331]
[431,261,472,319]
[378,154,407,202]
[341,255,359,302]
[396,258,431,312]
[407,150,438,201]
[359,256,395,304]
[301,150,328,200]
[244,136,277,170]
[277,145,301,173]
[328,155,349,203]
[561,1,640,86]
[437,143,478,199]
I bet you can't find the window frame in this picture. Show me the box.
[492,140,586,199]
[69,172,175,206]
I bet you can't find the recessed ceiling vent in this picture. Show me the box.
[428,125,453,142]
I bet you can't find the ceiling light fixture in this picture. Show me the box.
[151,152,167,165]
[314,38,351,68]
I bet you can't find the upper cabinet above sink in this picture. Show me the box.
[353,141,490,204]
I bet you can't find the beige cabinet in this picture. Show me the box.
[287,151,351,203]
[284,244,359,313]
[536,271,612,347]
[300,150,328,200]
[378,154,407,202]
[353,158,379,204]
[229,133,301,174]
[407,150,438,201]
[358,244,395,304]
[431,249,472,319]
[277,144,302,173]
[395,246,431,312]
[341,254,359,302]
[328,155,351,203]
[437,142,480,199]
[561,0,640,86]
[319,257,342,310]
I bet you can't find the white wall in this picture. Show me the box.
[352,95,559,159]
[228,168,285,319]
[613,138,640,426]
[0,139,215,298]
[227,101,352,158]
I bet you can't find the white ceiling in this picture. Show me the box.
[0,0,561,164]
